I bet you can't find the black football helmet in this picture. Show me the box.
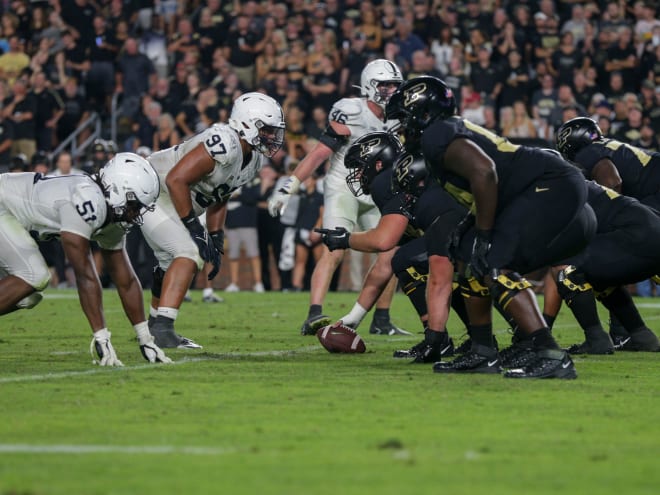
[555,117,603,161]
[345,132,403,196]
[385,76,457,135]
[392,151,429,197]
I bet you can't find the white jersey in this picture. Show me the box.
[0,172,124,250]
[148,123,262,215]
[325,98,399,183]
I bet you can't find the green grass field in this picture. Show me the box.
[1,289,659,495]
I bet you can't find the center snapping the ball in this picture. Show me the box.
[316,323,366,354]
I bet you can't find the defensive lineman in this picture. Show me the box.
[142,92,286,348]
[0,153,170,365]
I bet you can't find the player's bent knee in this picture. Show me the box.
[556,265,593,304]
[16,292,43,310]
[489,270,532,311]
[458,274,490,298]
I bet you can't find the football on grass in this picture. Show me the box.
[317,323,366,354]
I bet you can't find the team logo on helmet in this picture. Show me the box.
[403,82,427,108]
[360,137,382,158]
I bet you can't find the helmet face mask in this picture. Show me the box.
[345,132,403,196]
[99,152,160,230]
[386,76,457,133]
[555,117,603,162]
[229,92,286,158]
[360,59,403,107]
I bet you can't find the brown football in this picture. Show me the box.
[316,323,366,354]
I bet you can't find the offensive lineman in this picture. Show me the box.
[268,59,409,337]
[0,153,171,366]
[387,76,597,379]
[142,92,286,349]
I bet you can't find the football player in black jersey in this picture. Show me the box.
[546,181,660,354]
[386,76,597,379]
[556,116,660,344]
[316,132,471,362]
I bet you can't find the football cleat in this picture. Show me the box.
[202,292,224,303]
[300,314,332,336]
[566,333,615,355]
[615,328,660,352]
[149,318,202,349]
[499,341,537,368]
[369,319,412,336]
[393,331,455,362]
[455,335,499,355]
[504,349,577,379]
[433,343,501,374]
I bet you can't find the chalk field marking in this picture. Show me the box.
[0,346,321,384]
[0,444,234,455]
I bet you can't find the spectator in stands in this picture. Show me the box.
[223,14,263,90]
[3,75,37,162]
[390,16,425,72]
[606,26,639,93]
[561,4,589,46]
[614,104,644,143]
[0,35,29,85]
[301,53,340,112]
[30,70,63,152]
[469,45,501,106]
[498,49,530,111]
[56,76,89,146]
[502,100,538,139]
[128,96,161,152]
[153,112,180,152]
[461,88,486,126]
[0,105,13,173]
[56,29,90,85]
[550,31,586,87]
[51,150,82,176]
[115,36,157,121]
[86,15,119,114]
[531,73,558,140]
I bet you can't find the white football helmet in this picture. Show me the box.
[99,152,160,228]
[229,92,286,157]
[360,59,404,107]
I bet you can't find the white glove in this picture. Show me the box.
[90,328,124,367]
[268,176,301,217]
[135,324,173,363]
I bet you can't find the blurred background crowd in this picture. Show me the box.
[2,0,659,296]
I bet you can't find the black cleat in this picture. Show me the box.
[504,349,577,379]
[455,335,499,355]
[617,328,660,352]
[499,342,537,368]
[300,314,331,336]
[369,319,412,335]
[394,331,454,362]
[566,336,615,355]
[433,343,501,374]
[149,320,202,349]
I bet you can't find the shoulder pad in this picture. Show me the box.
[329,98,363,120]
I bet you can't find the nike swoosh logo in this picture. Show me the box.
[535,187,550,192]
[488,359,499,367]
[441,345,452,355]
[562,361,571,369]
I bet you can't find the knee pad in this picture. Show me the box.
[489,270,532,311]
[395,264,428,296]
[151,266,166,298]
[16,292,43,310]
[556,265,593,304]
[458,275,490,299]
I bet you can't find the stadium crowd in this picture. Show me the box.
[1,0,659,295]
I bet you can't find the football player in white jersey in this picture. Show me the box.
[268,59,410,336]
[142,92,286,349]
[0,153,171,366]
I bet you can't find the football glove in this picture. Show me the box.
[268,176,301,217]
[447,213,474,263]
[468,229,492,280]
[207,230,225,280]
[181,210,211,262]
[315,227,350,251]
[90,328,124,367]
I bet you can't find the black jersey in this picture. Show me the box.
[420,116,576,211]
[574,138,660,200]
[370,169,465,242]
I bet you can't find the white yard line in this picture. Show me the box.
[0,444,235,455]
[0,346,321,384]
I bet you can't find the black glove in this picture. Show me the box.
[207,230,225,280]
[181,210,211,262]
[447,213,475,263]
[314,227,350,251]
[468,229,492,280]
